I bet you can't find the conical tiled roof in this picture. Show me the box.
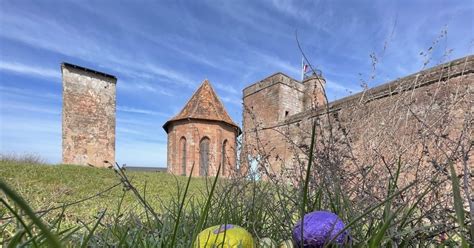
[163,80,241,134]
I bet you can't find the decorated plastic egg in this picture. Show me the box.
[292,211,349,247]
[195,224,255,247]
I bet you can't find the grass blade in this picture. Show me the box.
[300,120,317,247]
[170,162,195,247]
[0,179,61,247]
[192,162,222,246]
[324,180,418,247]
[80,210,106,248]
[449,162,468,247]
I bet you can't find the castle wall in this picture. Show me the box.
[167,119,237,177]
[242,55,473,181]
[62,63,116,167]
[242,72,329,177]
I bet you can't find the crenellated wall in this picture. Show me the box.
[242,55,473,179]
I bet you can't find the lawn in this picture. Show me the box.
[0,160,470,247]
[0,161,206,225]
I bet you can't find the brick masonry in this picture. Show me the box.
[62,63,116,167]
[166,119,238,177]
[164,80,240,177]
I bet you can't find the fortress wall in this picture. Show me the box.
[242,56,473,183]
[242,73,305,175]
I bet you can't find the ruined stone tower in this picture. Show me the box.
[62,63,117,167]
[163,80,241,177]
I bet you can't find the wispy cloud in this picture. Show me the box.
[144,64,196,88]
[325,79,360,94]
[1,115,60,135]
[0,61,59,80]
[119,80,175,96]
[267,0,313,23]
[220,96,242,106]
[117,105,169,116]
[213,82,239,95]
[0,8,198,92]
[252,51,300,76]
[0,85,61,100]
[1,100,60,115]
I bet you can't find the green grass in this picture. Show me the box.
[0,161,206,225]
[0,159,471,247]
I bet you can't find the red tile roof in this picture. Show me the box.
[163,80,241,134]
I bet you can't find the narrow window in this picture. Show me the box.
[222,140,228,175]
[199,137,210,176]
[285,111,289,117]
[180,137,186,176]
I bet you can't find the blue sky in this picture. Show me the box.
[0,0,472,167]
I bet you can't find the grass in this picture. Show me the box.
[0,158,471,247]
[0,161,207,226]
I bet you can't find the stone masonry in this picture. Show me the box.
[62,63,117,167]
[241,72,326,174]
[242,55,473,179]
[163,80,241,177]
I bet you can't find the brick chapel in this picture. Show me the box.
[163,80,241,177]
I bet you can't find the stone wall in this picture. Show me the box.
[166,119,238,177]
[62,63,116,167]
[242,55,473,181]
[242,72,327,175]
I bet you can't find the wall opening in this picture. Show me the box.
[180,137,186,176]
[222,139,228,175]
[199,137,210,176]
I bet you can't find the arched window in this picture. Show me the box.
[199,137,210,176]
[180,137,186,176]
[222,140,228,175]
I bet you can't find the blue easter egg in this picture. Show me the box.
[292,211,349,247]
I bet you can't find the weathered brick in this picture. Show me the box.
[61,63,116,167]
[163,80,240,177]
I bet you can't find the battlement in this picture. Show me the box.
[243,72,304,98]
[283,54,474,126]
[241,54,473,179]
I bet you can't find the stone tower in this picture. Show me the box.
[241,72,327,176]
[302,73,326,110]
[163,80,241,177]
[62,63,117,167]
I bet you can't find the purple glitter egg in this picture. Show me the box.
[292,211,349,247]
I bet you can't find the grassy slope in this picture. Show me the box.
[0,161,206,224]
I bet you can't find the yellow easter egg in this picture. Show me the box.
[195,224,255,248]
